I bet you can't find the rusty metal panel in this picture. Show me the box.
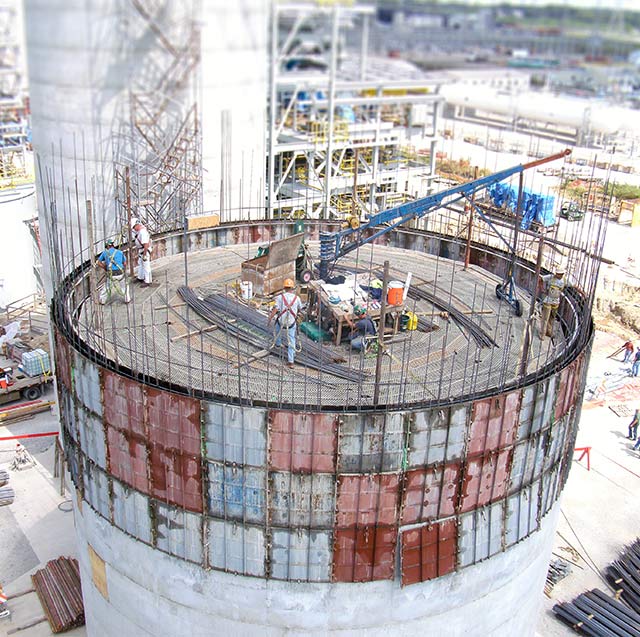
[77,406,106,469]
[147,388,201,457]
[73,352,103,416]
[338,413,404,473]
[469,391,520,456]
[460,449,511,513]
[532,430,549,481]
[408,405,467,467]
[333,526,397,582]
[458,501,504,568]
[207,519,265,576]
[556,362,579,420]
[270,529,332,582]
[150,445,203,513]
[54,330,72,391]
[155,502,203,564]
[106,427,150,494]
[540,466,561,517]
[269,411,336,473]
[204,403,266,467]
[400,520,457,586]
[401,463,460,524]
[111,478,152,544]
[335,474,400,528]
[269,472,335,528]
[505,481,540,546]
[207,462,266,523]
[103,371,145,437]
[83,460,110,520]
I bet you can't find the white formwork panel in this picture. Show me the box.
[83,460,110,521]
[517,385,536,440]
[269,472,335,528]
[270,529,332,582]
[207,519,265,576]
[540,466,561,517]
[408,404,467,467]
[77,404,107,469]
[73,351,103,417]
[458,501,505,568]
[531,376,557,435]
[155,502,203,564]
[544,416,568,473]
[206,462,266,524]
[505,482,540,546]
[338,412,405,473]
[111,478,152,545]
[203,402,267,467]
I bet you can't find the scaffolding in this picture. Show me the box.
[115,0,202,234]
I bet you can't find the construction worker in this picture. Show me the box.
[623,340,635,363]
[268,278,302,368]
[97,239,130,304]
[627,409,640,440]
[347,305,376,351]
[539,267,566,339]
[131,218,152,286]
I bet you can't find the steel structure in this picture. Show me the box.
[25,2,605,636]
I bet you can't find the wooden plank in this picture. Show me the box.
[170,325,217,343]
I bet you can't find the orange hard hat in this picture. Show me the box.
[283,278,295,289]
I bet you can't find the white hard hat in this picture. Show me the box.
[131,218,141,229]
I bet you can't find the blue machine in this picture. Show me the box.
[318,149,571,315]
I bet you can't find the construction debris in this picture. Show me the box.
[553,589,640,636]
[607,538,640,613]
[545,558,572,597]
[0,467,8,487]
[32,557,84,634]
[0,485,15,506]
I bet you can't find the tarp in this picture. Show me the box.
[488,183,556,230]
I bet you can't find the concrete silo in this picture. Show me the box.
[24,2,600,636]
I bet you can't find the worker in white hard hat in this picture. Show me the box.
[131,218,152,287]
[268,278,302,368]
[539,266,566,339]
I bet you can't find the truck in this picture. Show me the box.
[0,370,53,405]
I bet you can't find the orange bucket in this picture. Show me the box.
[387,281,404,306]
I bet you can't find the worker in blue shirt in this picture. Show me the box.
[97,239,130,304]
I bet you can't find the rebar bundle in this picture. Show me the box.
[177,287,367,383]
[32,556,85,633]
[607,538,640,613]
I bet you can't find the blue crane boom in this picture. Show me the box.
[318,148,571,280]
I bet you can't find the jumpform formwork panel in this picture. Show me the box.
[50,215,598,636]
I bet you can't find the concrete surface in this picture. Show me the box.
[1,330,639,636]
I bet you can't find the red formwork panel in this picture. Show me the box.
[555,361,579,420]
[106,427,150,494]
[401,519,457,586]
[149,444,203,513]
[103,371,145,437]
[147,388,201,457]
[333,526,397,582]
[269,411,336,473]
[335,474,400,528]
[401,463,460,524]
[459,448,512,513]
[469,391,521,456]
[53,330,72,392]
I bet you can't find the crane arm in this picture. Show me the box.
[318,149,571,279]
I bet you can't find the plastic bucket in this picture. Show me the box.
[387,281,404,306]
[240,281,253,300]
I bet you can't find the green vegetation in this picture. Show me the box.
[605,183,640,201]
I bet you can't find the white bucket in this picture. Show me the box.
[240,281,253,300]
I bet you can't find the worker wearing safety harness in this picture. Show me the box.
[268,278,302,368]
[540,267,566,339]
[97,239,130,304]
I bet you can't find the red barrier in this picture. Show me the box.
[0,431,59,442]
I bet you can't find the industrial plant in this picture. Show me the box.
[4,1,638,635]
